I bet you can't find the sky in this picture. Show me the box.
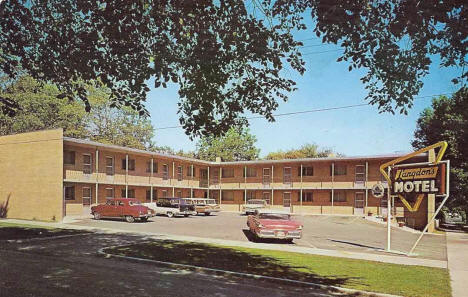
[145,26,461,158]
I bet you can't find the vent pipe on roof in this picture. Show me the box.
[215,157,222,163]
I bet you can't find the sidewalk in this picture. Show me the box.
[446,232,468,297]
[2,218,447,268]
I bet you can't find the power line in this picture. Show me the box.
[154,93,453,130]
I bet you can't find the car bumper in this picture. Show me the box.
[257,230,302,239]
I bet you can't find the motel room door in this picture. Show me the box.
[354,192,365,215]
[283,192,291,208]
[82,187,92,216]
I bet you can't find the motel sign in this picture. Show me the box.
[391,164,446,195]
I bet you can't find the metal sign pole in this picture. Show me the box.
[409,160,450,255]
[387,166,391,252]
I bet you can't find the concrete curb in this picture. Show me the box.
[98,243,402,297]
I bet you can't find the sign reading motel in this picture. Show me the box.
[390,163,446,195]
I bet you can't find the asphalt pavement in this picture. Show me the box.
[68,212,446,261]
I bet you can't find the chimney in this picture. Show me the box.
[215,157,222,163]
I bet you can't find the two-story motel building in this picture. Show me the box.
[0,129,431,229]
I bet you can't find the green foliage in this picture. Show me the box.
[274,1,467,114]
[0,0,305,138]
[264,143,335,160]
[412,88,468,212]
[0,76,157,150]
[196,127,260,161]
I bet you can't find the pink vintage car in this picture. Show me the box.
[247,209,303,242]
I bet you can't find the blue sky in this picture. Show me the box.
[146,35,461,158]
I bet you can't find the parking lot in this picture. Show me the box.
[70,212,447,261]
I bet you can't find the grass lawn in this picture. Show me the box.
[0,221,88,240]
[106,240,450,297]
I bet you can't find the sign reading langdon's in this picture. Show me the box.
[390,164,446,196]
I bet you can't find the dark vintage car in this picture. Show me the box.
[247,209,303,243]
[143,197,196,217]
[91,198,154,223]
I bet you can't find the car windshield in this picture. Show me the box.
[206,199,216,204]
[129,201,141,206]
[258,213,290,220]
[247,200,265,205]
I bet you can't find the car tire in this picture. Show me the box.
[285,238,294,244]
[184,214,189,217]
[125,216,135,223]
[140,217,148,222]
[204,212,210,216]
[167,212,174,218]
[93,212,101,220]
[194,211,198,215]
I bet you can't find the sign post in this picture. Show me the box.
[379,141,449,256]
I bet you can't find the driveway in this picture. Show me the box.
[69,212,446,261]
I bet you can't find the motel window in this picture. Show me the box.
[83,154,92,174]
[162,164,169,180]
[162,190,168,198]
[331,164,347,176]
[187,166,195,177]
[64,186,75,200]
[330,190,346,202]
[105,188,114,199]
[121,189,135,198]
[176,190,182,198]
[146,161,158,173]
[243,167,257,178]
[222,168,235,178]
[146,189,157,201]
[122,158,135,171]
[177,166,183,181]
[299,166,314,176]
[222,191,234,201]
[301,192,313,202]
[246,190,256,200]
[64,151,75,165]
[106,157,114,175]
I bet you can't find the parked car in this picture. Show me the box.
[144,198,195,218]
[242,199,267,215]
[440,211,466,229]
[91,198,154,223]
[247,209,303,242]
[183,198,221,215]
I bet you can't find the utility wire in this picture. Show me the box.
[154,93,453,130]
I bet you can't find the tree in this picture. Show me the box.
[196,127,260,161]
[273,0,467,114]
[0,75,157,150]
[264,143,335,160]
[0,76,89,138]
[0,0,305,138]
[412,88,468,212]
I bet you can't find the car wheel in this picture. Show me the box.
[204,212,210,216]
[285,238,294,244]
[194,211,198,215]
[140,217,148,222]
[93,212,101,220]
[125,216,135,223]
[167,212,174,218]
[184,214,189,217]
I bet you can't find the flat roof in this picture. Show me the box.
[64,136,426,166]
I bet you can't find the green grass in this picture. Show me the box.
[0,221,88,239]
[106,240,451,297]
